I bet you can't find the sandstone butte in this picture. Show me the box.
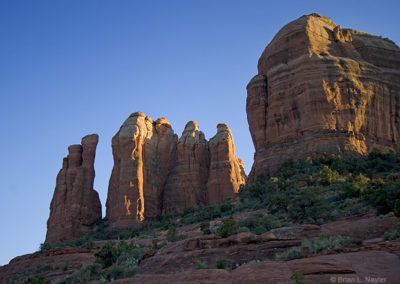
[247,13,400,181]
[106,112,247,227]
[46,134,102,243]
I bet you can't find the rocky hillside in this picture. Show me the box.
[1,151,400,283]
[247,13,400,181]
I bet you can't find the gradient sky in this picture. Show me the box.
[1,0,399,266]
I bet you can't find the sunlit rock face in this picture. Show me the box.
[46,134,102,243]
[247,13,400,181]
[106,113,246,225]
[106,112,178,226]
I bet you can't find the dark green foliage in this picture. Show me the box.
[238,150,400,225]
[23,277,50,284]
[216,217,239,238]
[166,226,186,242]
[67,263,102,283]
[277,235,362,261]
[291,273,305,284]
[94,241,116,268]
[394,199,400,217]
[220,199,233,213]
[94,241,146,269]
[200,221,211,235]
[215,258,227,269]
[182,206,195,216]
[383,226,400,241]
[194,260,208,270]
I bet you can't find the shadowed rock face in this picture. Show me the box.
[247,14,400,181]
[106,113,246,225]
[207,124,247,204]
[46,134,102,243]
[163,121,209,213]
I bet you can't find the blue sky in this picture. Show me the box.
[0,0,399,266]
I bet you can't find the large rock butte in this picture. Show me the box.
[46,134,102,243]
[247,14,400,181]
[106,112,246,226]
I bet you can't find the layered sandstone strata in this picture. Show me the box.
[106,113,246,225]
[163,121,209,213]
[247,13,400,181]
[207,124,247,204]
[46,134,102,243]
[106,113,177,225]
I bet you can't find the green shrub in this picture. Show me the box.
[23,277,50,284]
[220,200,233,213]
[194,260,208,270]
[215,258,227,269]
[275,246,303,260]
[383,226,400,241]
[94,241,146,269]
[320,165,339,185]
[216,217,238,238]
[182,206,195,217]
[166,226,186,242]
[67,263,102,283]
[291,273,305,284]
[200,221,211,235]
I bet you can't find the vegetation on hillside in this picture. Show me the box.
[28,148,400,283]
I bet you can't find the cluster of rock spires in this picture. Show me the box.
[46,113,246,242]
[46,13,400,243]
[247,13,400,181]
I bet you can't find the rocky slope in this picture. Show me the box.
[46,134,102,243]
[1,212,399,283]
[247,13,400,180]
[106,112,246,226]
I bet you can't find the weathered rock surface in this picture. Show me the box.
[0,248,95,284]
[163,121,209,213]
[207,124,247,204]
[106,113,177,225]
[106,113,246,225]
[46,134,102,243]
[247,13,400,180]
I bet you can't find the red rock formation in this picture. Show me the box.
[46,134,102,243]
[247,14,400,181]
[163,121,209,213]
[106,113,177,226]
[106,113,246,223]
[207,123,247,203]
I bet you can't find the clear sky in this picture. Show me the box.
[0,0,399,266]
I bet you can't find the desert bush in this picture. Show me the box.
[215,258,227,269]
[383,226,400,241]
[166,226,186,242]
[275,246,303,260]
[94,241,146,269]
[200,221,211,235]
[320,165,339,185]
[216,217,238,238]
[194,260,208,270]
